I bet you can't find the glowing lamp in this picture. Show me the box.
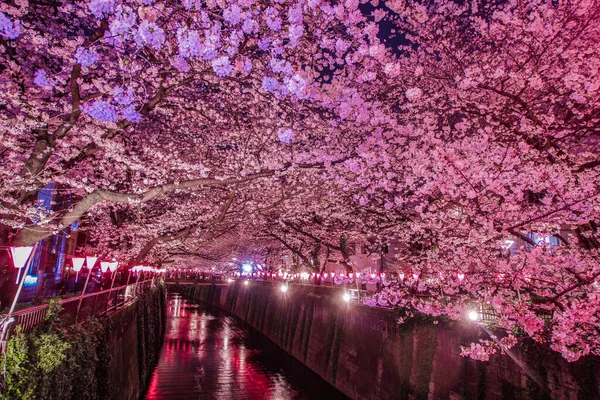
[72,257,85,272]
[100,262,111,273]
[244,280,249,286]
[343,293,351,302]
[86,256,98,269]
[468,310,479,321]
[10,246,34,283]
[72,257,85,283]
[242,263,253,273]
[10,246,34,269]
[280,284,288,293]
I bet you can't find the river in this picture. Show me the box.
[145,292,349,400]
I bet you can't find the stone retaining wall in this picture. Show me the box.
[175,281,599,400]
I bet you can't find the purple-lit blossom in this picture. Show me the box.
[288,24,304,46]
[223,5,242,25]
[243,59,253,73]
[135,21,165,50]
[258,38,271,50]
[288,5,303,25]
[242,18,258,34]
[270,58,292,74]
[202,46,217,61]
[170,55,190,72]
[277,128,293,143]
[177,29,203,58]
[88,0,116,19]
[82,100,117,122]
[74,47,100,67]
[262,77,279,92]
[286,74,306,96]
[120,104,142,123]
[0,12,20,39]
[181,0,195,10]
[33,69,50,88]
[211,56,233,77]
[113,87,135,106]
[109,5,136,37]
[265,7,282,31]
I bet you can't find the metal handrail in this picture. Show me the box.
[0,278,158,340]
[167,277,504,324]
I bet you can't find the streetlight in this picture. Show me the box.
[10,246,34,284]
[280,284,288,293]
[343,292,351,302]
[468,310,479,321]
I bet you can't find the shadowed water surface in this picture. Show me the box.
[145,292,348,400]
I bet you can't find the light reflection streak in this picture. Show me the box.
[145,293,347,400]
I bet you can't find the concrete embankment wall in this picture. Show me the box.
[174,281,599,400]
[110,285,167,400]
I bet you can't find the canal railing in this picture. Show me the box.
[0,278,160,355]
[167,277,501,325]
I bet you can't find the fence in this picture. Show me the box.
[0,278,160,354]
[168,277,503,325]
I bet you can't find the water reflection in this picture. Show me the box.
[145,293,348,400]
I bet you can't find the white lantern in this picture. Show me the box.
[100,262,111,273]
[10,246,34,283]
[72,257,85,282]
[86,256,98,269]
[72,257,85,272]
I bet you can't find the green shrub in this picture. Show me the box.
[0,284,166,400]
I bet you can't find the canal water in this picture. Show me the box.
[145,292,348,400]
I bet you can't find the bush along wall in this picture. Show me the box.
[0,284,166,400]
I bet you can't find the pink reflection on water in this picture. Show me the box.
[145,294,311,400]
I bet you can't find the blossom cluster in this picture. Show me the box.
[0,12,20,39]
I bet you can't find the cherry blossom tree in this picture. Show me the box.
[1,0,600,364]
[351,0,600,362]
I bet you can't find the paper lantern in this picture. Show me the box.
[72,257,85,272]
[100,262,111,273]
[10,246,34,283]
[86,256,98,269]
